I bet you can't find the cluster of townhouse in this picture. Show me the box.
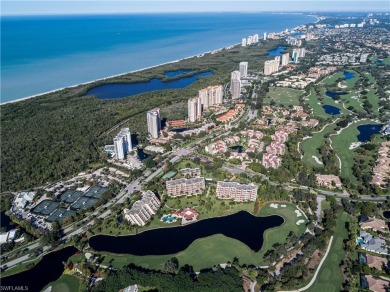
[371,141,390,188]
[317,52,370,65]
[275,66,337,89]
[123,190,161,226]
[262,131,287,169]
[315,174,343,189]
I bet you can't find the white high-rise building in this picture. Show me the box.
[242,38,247,47]
[292,49,299,63]
[188,98,199,123]
[281,53,290,67]
[263,32,267,40]
[198,85,223,110]
[239,62,248,78]
[230,71,241,99]
[247,36,253,45]
[253,34,259,43]
[147,108,161,139]
[274,56,280,71]
[298,48,306,58]
[114,128,132,160]
[264,60,274,75]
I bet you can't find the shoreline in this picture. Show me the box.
[1,13,317,106]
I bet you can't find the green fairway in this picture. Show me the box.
[330,120,381,184]
[87,203,306,271]
[300,121,338,167]
[265,87,303,106]
[43,274,80,292]
[306,212,350,292]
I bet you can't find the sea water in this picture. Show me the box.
[1,13,315,102]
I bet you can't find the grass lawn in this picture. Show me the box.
[330,120,381,184]
[321,71,344,86]
[42,274,81,292]
[384,56,390,65]
[265,87,303,107]
[87,203,307,271]
[306,212,350,292]
[300,121,338,167]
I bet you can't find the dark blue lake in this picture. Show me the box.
[357,124,383,142]
[1,246,79,292]
[383,211,390,219]
[89,211,284,255]
[322,105,341,115]
[343,71,355,80]
[165,69,194,77]
[325,91,348,99]
[87,71,213,99]
[268,46,285,56]
[171,128,189,133]
[137,149,150,160]
[0,211,15,232]
[230,145,244,153]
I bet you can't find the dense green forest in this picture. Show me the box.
[95,264,243,292]
[1,40,282,192]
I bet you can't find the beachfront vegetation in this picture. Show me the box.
[1,40,283,192]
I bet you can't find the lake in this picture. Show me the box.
[357,124,383,142]
[0,211,15,232]
[230,145,244,153]
[89,211,283,255]
[268,46,286,56]
[165,69,194,77]
[343,71,355,80]
[383,211,390,219]
[325,91,348,99]
[0,246,79,292]
[322,105,341,115]
[87,70,212,99]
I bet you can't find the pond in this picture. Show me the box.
[171,128,189,133]
[268,46,285,56]
[164,69,194,77]
[357,124,383,142]
[0,211,15,232]
[89,211,283,255]
[229,145,243,153]
[322,105,341,115]
[383,211,390,219]
[343,71,355,80]
[137,149,149,161]
[1,246,79,292]
[87,70,213,99]
[325,91,348,99]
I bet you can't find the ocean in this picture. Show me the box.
[1,13,315,103]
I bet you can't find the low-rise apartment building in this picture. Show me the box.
[123,191,161,226]
[166,177,206,197]
[216,181,258,202]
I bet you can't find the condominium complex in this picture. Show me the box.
[264,57,280,75]
[188,85,223,122]
[262,153,282,168]
[263,32,267,40]
[292,48,306,63]
[166,177,205,197]
[180,168,201,178]
[199,85,223,109]
[147,108,161,138]
[242,38,247,47]
[281,53,290,67]
[239,62,248,78]
[230,71,241,99]
[216,181,258,202]
[113,128,132,160]
[123,190,161,226]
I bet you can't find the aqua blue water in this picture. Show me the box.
[1,13,315,102]
[87,71,212,98]
[322,105,341,115]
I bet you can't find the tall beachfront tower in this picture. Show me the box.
[242,38,247,47]
[230,71,241,99]
[114,128,132,160]
[253,34,259,43]
[199,85,223,109]
[263,32,267,40]
[239,62,248,78]
[147,108,161,139]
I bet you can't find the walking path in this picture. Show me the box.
[278,236,334,292]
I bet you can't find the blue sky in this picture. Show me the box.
[2,1,389,15]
